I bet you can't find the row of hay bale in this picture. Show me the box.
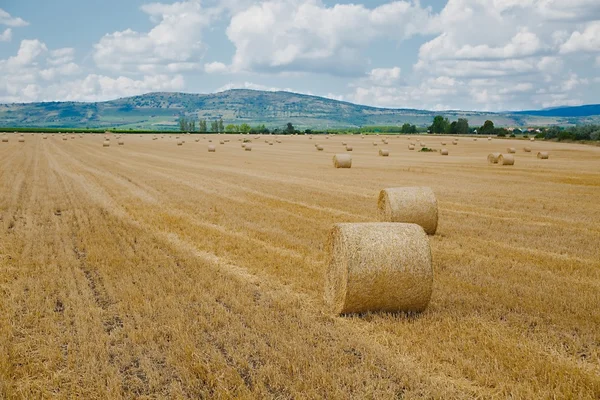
[488,148,550,165]
[325,187,438,314]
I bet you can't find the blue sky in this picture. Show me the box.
[0,0,599,111]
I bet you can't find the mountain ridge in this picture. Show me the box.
[1,89,598,130]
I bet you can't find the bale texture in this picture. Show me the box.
[377,187,438,235]
[325,223,433,315]
[507,147,516,154]
[537,151,549,159]
[488,153,501,164]
[208,145,216,152]
[498,154,515,165]
[379,149,389,157]
[333,154,352,168]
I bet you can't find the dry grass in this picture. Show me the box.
[0,134,599,399]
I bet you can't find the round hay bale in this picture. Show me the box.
[488,153,501,164]
[269,141,274,145]
[195,139,200,142]
[2,137,8,143]
[316,145,324,151]
[325,222,433,314]
[408,145,415,150]
[488,137,492,141]
[507,147,516,154]
[103,141,110,147]
[208,145,216,152]
[440,149,449,155]
[379,149,389,157]
[346,145,353,151]
[242,143,246,148]
[498,154,515,165]
[18,138,25,143]
[523,147,532,152]
[441,142,447,145]
[118,141,124,145]
[62,137,68,141]
[342,142,347,146]
[530,138,535,142]
[537,151,549,159]
[377,187,438,235]
[372,142,378,146]
[19,133,24,137]
[383,139,389,145]
[220,140,225,144]
[333,154,352,168]
[245,143,252,151]
[177,141,183,146]
[452,141,458,145]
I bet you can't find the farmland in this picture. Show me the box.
[1,133,599,399]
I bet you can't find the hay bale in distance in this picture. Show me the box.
[208,145,216,152]
[177,141,183,146]
[325,222,433,315]
[488,153,501,164]
[377,187,438,235]
[333,154,352,168]
[440,149,449,155]
[441,142,447,145]
[316,145,324,151]
[524,147,532,152]
[379,149,389,157]
[18,138,25,143]
[372,142,378,146]
[118,141,124,145]
[408,145,415,150]
[530,138,535,142]
[452,140,458,145]
[537,151,549,159]
[2,137,8,143]
[346,145,353,151]
[103,141,110,147]
[498,154,515,165]
[245,143,253,151]
[507,147,516,154]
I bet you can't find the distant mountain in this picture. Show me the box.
[514,104,600,118]
[0,90,599,130]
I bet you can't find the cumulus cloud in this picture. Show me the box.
[0,8,29,27]
[560,22,600,53]
[0,28,11,42]
[367,67,402,86]
[225,0,434,75]
[93,0,213,73]
[204,61,229,74]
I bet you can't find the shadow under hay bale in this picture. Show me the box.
[325,223,433,315]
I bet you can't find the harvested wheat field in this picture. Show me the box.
[1,133,599,399]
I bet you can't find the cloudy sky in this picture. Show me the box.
[0,0,599,110]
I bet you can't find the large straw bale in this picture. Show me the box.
[537,151,549,159]
[379,149,389,156]
[524,147,532,152]
[208,145,216,152]
[377,187,438,235]
[2,137,8,143]
[333,154,352,168]
[498,154,515,165]
[103,141,110,147]
[488,152,501,164]
[18,138,25,143]
[325,223,433,314]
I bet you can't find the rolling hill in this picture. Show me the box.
[0,89,598,130]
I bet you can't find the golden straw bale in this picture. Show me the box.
[537,151,549,159]
[524,147,532,152]
[488,153,501,164]
[498,154,515,165]
[377,187,438,235]
[408,145,415,150]
[346,145,353,151]
[440,149,449,155]
[118,141,124,145]
[507,147,516,153]
[245,143,253,151]
[325,223,433,315]
[208,145,216,152]
[379,149,389,156]
[333,154,352,168]
[103,141,110,147]
[316,145,324,151]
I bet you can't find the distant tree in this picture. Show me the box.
[218,118,225,133]
[225,124,239,133]
[456,118,469,135]
[304,129,313,135]
[210,120,219,132]
[401,123,417,134]
[479,120,495,135]
[239,123,251,133]
[198,119,207,132]
[429,116,449,134]
[285,122,295,135]
[446,121,458,134]
[178,116,186,132]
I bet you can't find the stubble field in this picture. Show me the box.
[0,133,599,399]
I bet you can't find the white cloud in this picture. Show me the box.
[216,81,284,92]
[225,0,434,75]
[367,67,401,86]
[560,22,600,53]
[0,8,29,27]
[93,0,212,73]
[0,28,11,42]
[204,61,229,74]
[6,39,48,68]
